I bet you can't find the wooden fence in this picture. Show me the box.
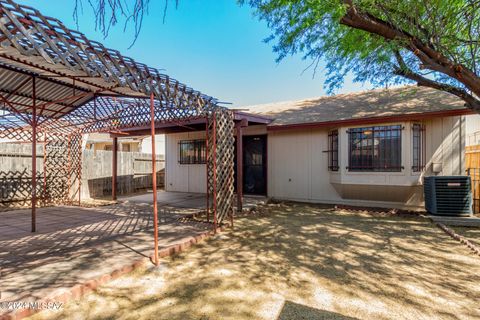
[81,150,165,199]
[466,145,480,214]
[0,144,165,207]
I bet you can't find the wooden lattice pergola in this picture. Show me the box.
[0,0,235,265]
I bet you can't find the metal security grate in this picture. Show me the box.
[347,125,403,172]
[412,123,426,172]
[327,130,339,171]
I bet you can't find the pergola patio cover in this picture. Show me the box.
[0,0,235,264]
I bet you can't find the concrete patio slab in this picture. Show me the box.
[123,191,206,210]
[0,200,213,319]
[121,190,266,212]
[428,214,480,227]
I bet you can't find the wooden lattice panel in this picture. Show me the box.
[207,109,235,225]
[0,129,79,208]
[43,136,70,204]
[66,133,82,204]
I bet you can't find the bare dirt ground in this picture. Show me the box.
[451,226,480,248]
[30,203,480,320]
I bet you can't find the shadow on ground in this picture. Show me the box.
[0,202,210,303]
[31,203,480,320]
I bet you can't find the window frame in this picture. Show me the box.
[327,130,339,171]
[412,123,426,172]
[178,139,206,164]
[347,125,403,172]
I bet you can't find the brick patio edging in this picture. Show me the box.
[436,222,480,256]
[0,226,226,320]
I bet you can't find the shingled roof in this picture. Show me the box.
[244,86,469,127]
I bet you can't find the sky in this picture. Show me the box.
[16,0,372,107]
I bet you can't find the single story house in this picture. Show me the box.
[164,86,480,210]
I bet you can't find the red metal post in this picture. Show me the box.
[43,132,47,206]
[67,135,72,203]
[212,114,218,233]
[205,116,210,222]
[78,136,82,206]
[112,137,118,200]
[31,76,37,233]
[150,92,159,266]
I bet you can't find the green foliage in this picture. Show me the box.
[241,0,480,94]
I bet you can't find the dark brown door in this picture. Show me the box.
[242,135,267,195]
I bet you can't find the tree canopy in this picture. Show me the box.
[242,0,480,112]
[73,0,480,112]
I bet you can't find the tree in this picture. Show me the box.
[73,0,177,47]
[242,0,480,112]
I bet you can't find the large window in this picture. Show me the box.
[348,125,402,172]
[327,130,339,171]
[412,123,426,172]
[179,140,206,164]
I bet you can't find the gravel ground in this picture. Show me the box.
[30,203,480,320]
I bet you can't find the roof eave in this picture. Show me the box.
[233,111,273,124]
[266,108,474,131]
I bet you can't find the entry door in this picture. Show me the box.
[243,135,267,195]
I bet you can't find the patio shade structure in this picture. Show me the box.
[0,0,235,264]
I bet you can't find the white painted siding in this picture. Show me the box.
[268,116,468,209]
[425,116,464,176]
[268,129,340,202]
[165,125,267,194]
[165,131,206,193]
[164,114,472,210]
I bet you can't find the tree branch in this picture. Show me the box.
[340,1,480,100]
[393,51,480,111]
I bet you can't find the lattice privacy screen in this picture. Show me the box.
[207,109,235,225]
[0,130,82,209]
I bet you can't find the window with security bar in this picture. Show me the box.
[327,130,339,171]
[347,125,403,172]
[179,140,206,164]
[412,123,426,172]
